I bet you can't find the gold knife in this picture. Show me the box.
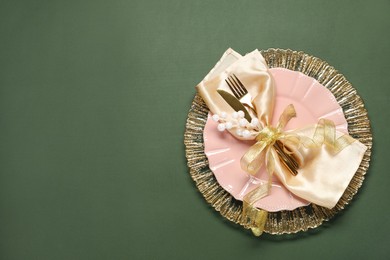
[217,89,252,121]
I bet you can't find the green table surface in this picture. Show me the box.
[0,0,389,259]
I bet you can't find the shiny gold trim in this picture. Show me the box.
[184,49,372,235]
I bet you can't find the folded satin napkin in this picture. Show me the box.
[196,48,367,209]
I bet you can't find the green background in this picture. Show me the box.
[0,0,389,259]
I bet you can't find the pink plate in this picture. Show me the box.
[203,68,348,212]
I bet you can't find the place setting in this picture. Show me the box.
[184,48,372,236]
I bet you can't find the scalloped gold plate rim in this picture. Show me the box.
[184,48,372,235]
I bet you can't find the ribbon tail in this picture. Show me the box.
[241,142,269,235]
[277,104,296,130]
[243,183,269,236]
[242,147,275,236]
[241,141,268,175]
[313,119,356,153]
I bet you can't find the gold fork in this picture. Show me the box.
[225,74,299,175]
[225,74,255,112]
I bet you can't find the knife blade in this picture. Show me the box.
[217,89,252,121]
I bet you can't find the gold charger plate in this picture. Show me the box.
[184,48,372,235]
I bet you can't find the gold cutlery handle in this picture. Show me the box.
[273,140,299,176]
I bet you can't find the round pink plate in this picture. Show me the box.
[203,68,348,212]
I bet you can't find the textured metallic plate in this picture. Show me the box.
[184,48,372,235]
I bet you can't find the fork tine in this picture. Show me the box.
[225,77,240,98]
[228,76,245,97]
[232,74,248,95]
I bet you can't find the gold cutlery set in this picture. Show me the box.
[218,74,299,176]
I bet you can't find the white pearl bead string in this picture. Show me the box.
[211,110,261,137]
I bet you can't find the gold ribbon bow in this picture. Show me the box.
[241,104,297,177]
[196,49,367,236]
